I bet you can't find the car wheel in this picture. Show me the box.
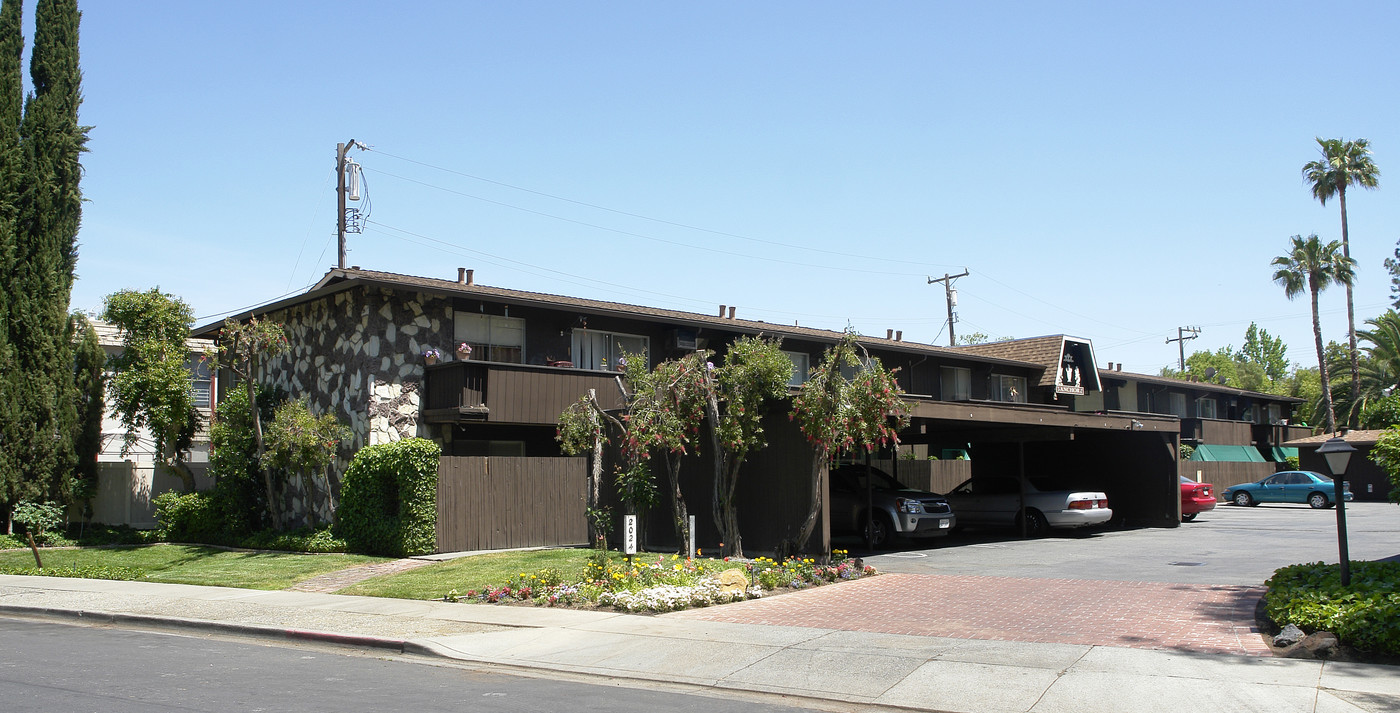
[1020,509,1050,537]
[865,512,894,549]
[1182,513,1197,522]
[1233,491,1255,507]
[1308,492,1329,509]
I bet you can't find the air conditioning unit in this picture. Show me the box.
[670,328,698,351]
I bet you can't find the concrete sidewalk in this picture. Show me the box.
[2,574,1396,713]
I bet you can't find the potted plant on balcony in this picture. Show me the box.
[456,343,473,361]
[423,348,441,366]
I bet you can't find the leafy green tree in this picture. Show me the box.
[1327,310,1400,427]
[1304,138,1381,427]
[204,317,288,526]
[1241,322,1289,382]
[1271,234,1356,433]
[1383,240,1400,310]
[101,289,202,493]
[1366,426,1400,503]
[789,332,910,557]
[557,390,610,548]
[1360,395,1400,430]
[206,385,276,538]
[0,0,20,531]
[0,0,86,529]
[704,336,792,558]
[70,313,104,518]
[263,398,349,528]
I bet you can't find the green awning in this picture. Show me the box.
[1189,444,1266,462]
[1269,446,1299,462]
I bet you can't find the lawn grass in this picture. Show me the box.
[0,545,388,590]
[338,547,603,600]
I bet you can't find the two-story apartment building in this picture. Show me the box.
[196,268,1184,553]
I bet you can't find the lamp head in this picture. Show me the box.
[1315,436,1356,476]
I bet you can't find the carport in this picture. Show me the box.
[897,399,1182,528]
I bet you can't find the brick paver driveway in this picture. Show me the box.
[667,573,1270,655]
[671,504,1400,656]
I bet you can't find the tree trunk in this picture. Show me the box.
[723,456,744,558]
[664,452,689,556]
[1339,188,1361,428]
[1312,283,1337,433]
[706,391,729,554]
[791,447,829,556]
[245,360,279,528]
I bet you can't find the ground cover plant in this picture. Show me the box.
[346,547,877,613]
[0,544,387,590]
[1264,560,1400,656]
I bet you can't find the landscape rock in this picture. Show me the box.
[1302,632,1340,658]
[1274,624,1306,647]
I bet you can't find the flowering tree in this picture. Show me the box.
[204,317,288,525]
[263,398,350,527]
[705,336,793,558]
[629,350,710,553]
[790,331,910,556]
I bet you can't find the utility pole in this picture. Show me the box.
[928,270,970,346]
[1166,326,1201,371]
[336,139,367,269]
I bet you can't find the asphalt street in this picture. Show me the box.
[862,501,1400,585]
[0,618,826,713]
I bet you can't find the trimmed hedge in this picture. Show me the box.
[1265,561,1400,655]
[337,438,440,557]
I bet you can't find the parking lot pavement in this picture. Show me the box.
[861,501,1400,585]
[669,502,1400,656]
[667,573,1271,655]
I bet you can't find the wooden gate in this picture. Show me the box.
[436,456,589,552]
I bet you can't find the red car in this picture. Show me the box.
[1180,476,1216,521]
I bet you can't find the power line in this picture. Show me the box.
[368,146,967,272]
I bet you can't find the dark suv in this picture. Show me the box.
[829,464,955,548]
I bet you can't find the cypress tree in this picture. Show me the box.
[71,313,104,517]
[7,0,85,508]
[0,0,24,525]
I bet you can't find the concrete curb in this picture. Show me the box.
[0,604,411,654]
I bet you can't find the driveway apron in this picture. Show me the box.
[666,572,1271,656]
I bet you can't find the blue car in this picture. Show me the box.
[1221,471,1353,509]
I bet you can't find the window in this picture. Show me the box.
[1169,393,1187,418]
[455,313,525,363]
[989,374,1027,403]
[941,367,971,401]
[1196,397,1217,419]
[458,440,526,457]
[1267,403,1282,425]
[187,358,212,409]
[783,350,809,386]
[572,329,648,371]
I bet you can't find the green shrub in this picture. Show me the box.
[206,386,280,537]
[337,438,440,557]
[240,526,346,553]
[12,501,65,545]
[1265,561,1400,655]
[0,533,24,549]
[153,491,228,544]
[0,563,145,580]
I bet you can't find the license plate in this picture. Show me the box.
[939,519,950,528]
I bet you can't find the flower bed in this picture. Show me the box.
[442,549,876,613]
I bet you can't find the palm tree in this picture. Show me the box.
[1334,310,1400,424]
[1272,234,1356,433]
[1302,138,1381,427]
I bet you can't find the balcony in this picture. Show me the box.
[422,360,627,426]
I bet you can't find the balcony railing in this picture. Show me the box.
[422,360,627,426]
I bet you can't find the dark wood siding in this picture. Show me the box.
[423,361,624,425]
[436,456,588,552]
[1178,461,1276,493]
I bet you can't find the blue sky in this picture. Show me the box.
[44,1,1400,373]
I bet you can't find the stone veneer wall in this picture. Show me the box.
[258,286,455,526]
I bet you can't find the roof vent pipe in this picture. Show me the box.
[887,329,894,339]
[728,306,736,319]
[719,304,727,317]
[457,268,466,284]
[466,269,475,286]
[1117,363,1123,372]
[896,330,903,341]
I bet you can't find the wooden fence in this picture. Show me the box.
[436,456,589,553]
[870,459,973,494]
[1178,460,1276,493]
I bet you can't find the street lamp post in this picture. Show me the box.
[1315,436,1355,586]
